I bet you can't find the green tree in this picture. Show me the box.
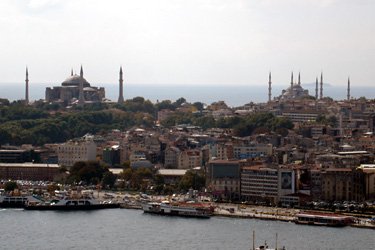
[178,170,205,192]
[192,102,204,111]
[174,97,186,107]
[0,98,10,106]
[102,172,117,189]
[155,100,175,111]
[69,161,108,185]
[0,128,11,146]
[4,181,18,192]
[153,174,165,194]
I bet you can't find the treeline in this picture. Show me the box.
[0,98,160,145]
[0,109,149,145]
[0,97,293,146]
[61,160,205,194]
[161,112,294,137]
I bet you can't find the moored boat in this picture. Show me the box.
[0,195,41,208]
[295,212,354,227]
[141,200,213,218]
[24,191,119,210]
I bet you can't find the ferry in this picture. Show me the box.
[141,200,213,218]
[0,195,42,208]
[295,212,354,227]
[24,192,119,210]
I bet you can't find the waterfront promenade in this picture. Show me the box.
[213,203,375,229]
[111,192,375,230]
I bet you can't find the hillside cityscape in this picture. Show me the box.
[3,1,375,249]
[1,66,375,216]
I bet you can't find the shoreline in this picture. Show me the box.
[119,202,375,229]
[212,204,375,230]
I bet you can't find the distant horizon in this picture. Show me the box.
[0,83,373,107]
[0,81,362,88]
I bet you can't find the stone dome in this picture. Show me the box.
[61,74,90,87]
[280,84,309,100]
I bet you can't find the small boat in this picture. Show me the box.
[252,231,286,250]
[295,212,354,227]
[141,200,213,218]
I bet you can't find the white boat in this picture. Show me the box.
[141,200,213,218]
[0,195,41,208]
[24,191,119,210]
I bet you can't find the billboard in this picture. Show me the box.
[281,172,292,189]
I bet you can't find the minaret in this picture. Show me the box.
[268,72,272,102]
[347,77,350,101]
[25,67,29,105]
[298,72,301,85]
[78,65,85,105]
[319,72,323,99]
[118,66,124,103]
[71,68,74,76]
[290,72,294,87]
[315,77,318,100]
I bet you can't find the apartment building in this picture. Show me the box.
[207,160,240,200]
[233,143,272,160]
[57,139,97,166]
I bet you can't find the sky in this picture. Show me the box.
[0,0,374,87]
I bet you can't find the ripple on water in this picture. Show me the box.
[0,209,374,250]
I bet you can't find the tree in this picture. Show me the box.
[0,98,10,106]
[4,181,18,192]
[120,168,133,181]
[155,100,175,111]
[102,172,117,189]
[174,97,186,107]
[121,167,153,190]
[153,174,165,194]
[69,161,108,185]
[0,128,11,146]
[178,170,205,192]
[122,161,131,169]
[47,184,60,194]
[192,102,204,111]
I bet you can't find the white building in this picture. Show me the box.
[281,111,319,123]
[241,165,296,204]
[241,165,279,203]
[57,139,97,166]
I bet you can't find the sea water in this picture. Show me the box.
[0,209,373,250]
[0,83,374,107]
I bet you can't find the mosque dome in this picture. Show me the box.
[280,84,309,100]
[61,74,90,87]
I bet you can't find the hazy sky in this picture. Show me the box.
[0,0,374,86]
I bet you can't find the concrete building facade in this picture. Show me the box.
[57,139,97,166]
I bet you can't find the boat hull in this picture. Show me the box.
[0,201,26,208]
[294,220,348,227]
[143,209,211,219]
[294,212,354,227]
[142,202,213,219]
[24,203,120,211]
[0,196,38,208]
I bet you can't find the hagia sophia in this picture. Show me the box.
[24,66,124,106]
[45,67,106,105]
